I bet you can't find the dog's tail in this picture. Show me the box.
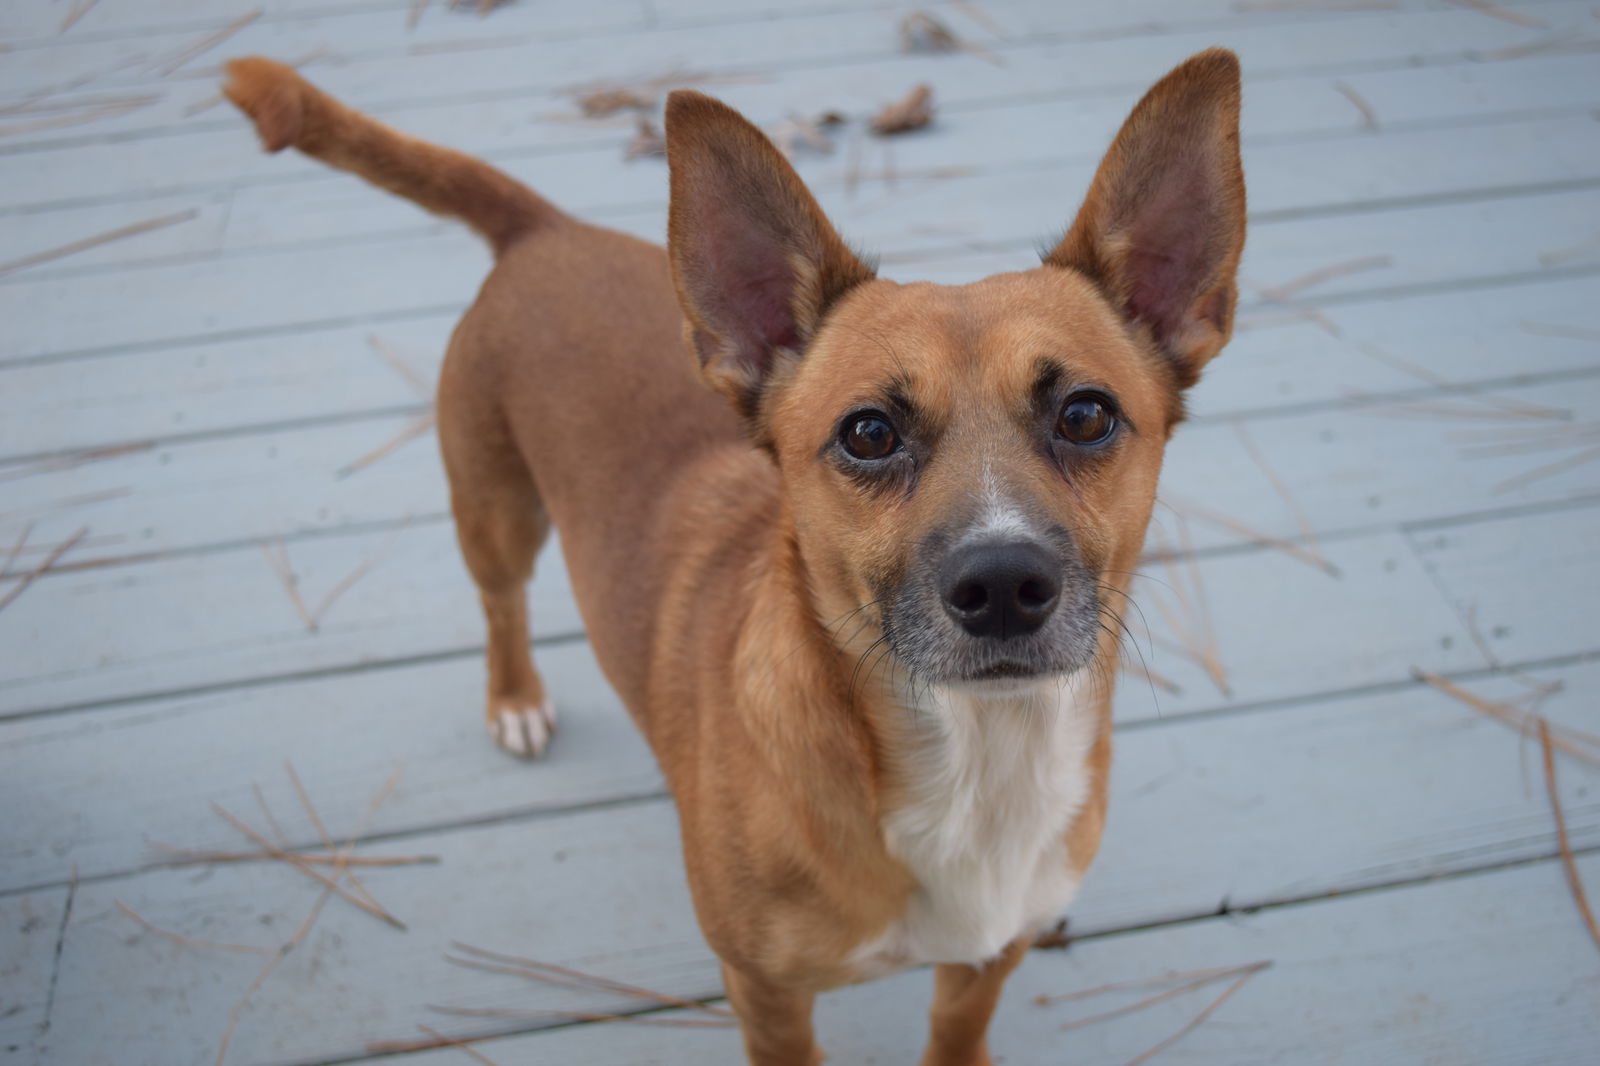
[223,57,558,255]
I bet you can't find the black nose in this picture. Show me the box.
[939,541,1062,639]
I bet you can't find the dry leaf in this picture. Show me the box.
[767,111,846,157]
[900,12,961,53]
[579,89,653,117]
[624,119,666,159]
[872,85,934,136]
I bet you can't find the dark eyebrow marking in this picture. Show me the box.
[1031,358,1066,410]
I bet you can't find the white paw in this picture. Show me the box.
[490,698,557,758]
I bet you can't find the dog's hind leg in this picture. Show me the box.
[438,345,556,758]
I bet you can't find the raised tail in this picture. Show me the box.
[223,57,559,255]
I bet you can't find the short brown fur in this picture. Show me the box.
[225,50,1245,1063]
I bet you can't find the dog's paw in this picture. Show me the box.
[490,698,557,758]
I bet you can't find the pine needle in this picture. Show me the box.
[155,10,264,77]
[1540,721,1600,952]
[449,941,739,1019]
[115,900,277,956]
[0,527,87,614]
[0,209,199,279]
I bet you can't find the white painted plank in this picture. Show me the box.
[0,314,453,462]
[1411,502,1600,665]
[0,229,491,365]
[0,519,581,717]
[4,177,1594,369]
[1166,376,1600,552]
[0,194,228,278]
[1112,527,1482,721]
[5,0,1589,152]
[388,853,1600,1066]
[191,110,1600,264]
[0,1,653,98]
[5,271,1595,463]
[0,643,662,893]
[5,370,1596,585]
[0,887,67,1055]
[6,37,1595,227]
[29,676,1600,1062]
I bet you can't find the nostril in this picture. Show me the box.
[1017,578,1056,611]
[950,580,989,616]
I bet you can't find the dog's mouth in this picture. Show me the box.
[878,589,1103,688]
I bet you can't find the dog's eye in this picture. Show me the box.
[842,413,900,461]
[1057,394,1116,445]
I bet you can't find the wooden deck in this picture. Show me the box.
[3,0,1599,1062]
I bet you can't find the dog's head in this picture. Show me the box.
[665,51,1245,690]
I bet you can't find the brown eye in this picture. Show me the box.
[842,413,900,460]
[1057,394,1116,445]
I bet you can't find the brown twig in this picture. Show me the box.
[1121,658,1182,696]
[1493,443,1600,494]
[1232,421,1338,575]
[1538,232,1600,267]
[252,781,289,846]
[1540,721,1600,952]
[1164,496,1338,577]
[449,941,739,1018]
[0,527,87,614]
[952,0,1004,36]
[1037,962,1263,1006]
[156,10,264,77]
[0,95,155,137]
[115,900,277,956]
[215,887,332,1066]
[210,803,407,928]
[0,209,200,279]
[1232,0,1397,9]
[1353,341,1569,421]
[0,441,156,486]
[416,1024,503,1066]
[1473,31,1597,62]
[260,540,316,630]
[336,411,437,479]
[1332,80,1378,130]
[1520,320,1600,343]
[1059,972,1241,1032]
[147,842,438,868]
[1258,255,1392,303]
[1413,669,1600,767]
[898,12,1002,65]
[1,521,34,580]
[1121,962,1270,1066]
[60,0,101,33]
[1444,0,1546,27]
[284,762,386,918]
[408,0,435,29]
[426,1005,737,1029]
[213,769,406,1065]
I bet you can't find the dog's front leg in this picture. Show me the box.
[919,938,1030,1066]
[722,962,823,1066]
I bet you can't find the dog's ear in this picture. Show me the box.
[1046,49,1246,388]
[666,91,875,419]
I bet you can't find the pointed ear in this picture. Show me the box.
[1046,49,1246,388]
[665,90,875,419]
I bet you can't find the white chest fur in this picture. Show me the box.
[853,677,1099,975]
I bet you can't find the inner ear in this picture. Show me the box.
[1046,49,1246,388]
[666,91,874,422]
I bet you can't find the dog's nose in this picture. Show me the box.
[940,541,1062,639]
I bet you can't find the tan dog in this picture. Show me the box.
[225,50,1244,1065]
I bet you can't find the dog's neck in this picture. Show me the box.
[849,672,1107,967]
